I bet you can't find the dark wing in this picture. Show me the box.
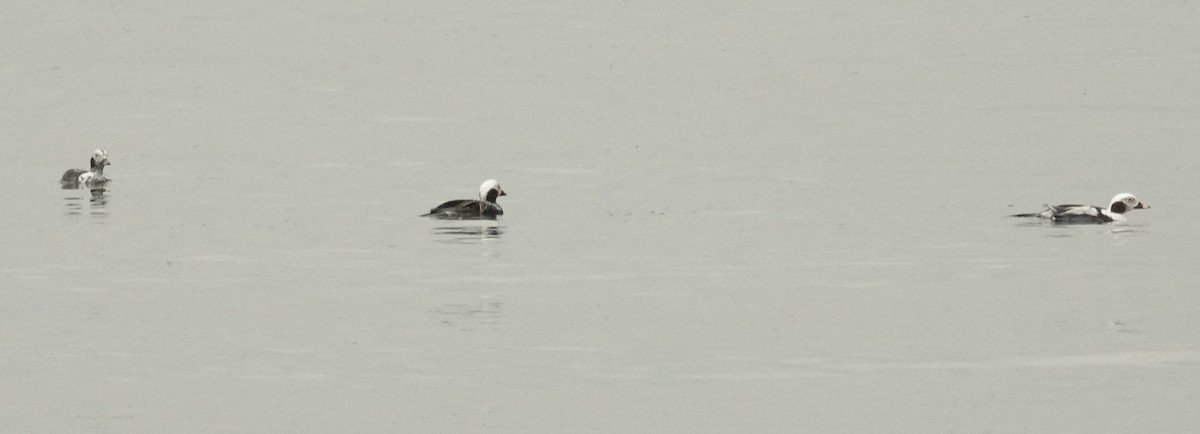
[421,199,502,219]
[422,199,480,218]
[430,199,474,212]
[60,168,86,183]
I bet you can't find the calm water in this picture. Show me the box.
[2,1,1199,432]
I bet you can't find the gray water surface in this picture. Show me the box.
[2,1,1199,432]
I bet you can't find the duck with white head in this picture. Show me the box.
[422,179,507,220]
[61,149,111,188]
[1011,193,1149,224]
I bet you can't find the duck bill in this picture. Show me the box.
[1136,203,1148,209]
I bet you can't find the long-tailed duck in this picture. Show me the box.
[60,150,111,187]
[1012,193,1149,224]
[422,179,507,219]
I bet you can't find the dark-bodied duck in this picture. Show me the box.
[422,179,507,220]
[61,149,111,188]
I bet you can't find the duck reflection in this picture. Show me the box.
[63,187,109,220]
[432,223,504,244]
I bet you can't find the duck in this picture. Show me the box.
[422,179,507,219]
[60,150,111,187]
[1011,193,1149,224]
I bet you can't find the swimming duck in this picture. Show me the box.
[422,179,507,219]
[60,150,111,187]
[1011,193,1149,224]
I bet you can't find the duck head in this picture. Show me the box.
[479,179,506,203]
[1109,193,1148,214]
[90,149,111,170]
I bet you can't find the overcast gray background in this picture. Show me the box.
[2,1,1199,432]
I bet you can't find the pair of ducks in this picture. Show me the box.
[60,150,508,220]
[434,189,1151,225]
